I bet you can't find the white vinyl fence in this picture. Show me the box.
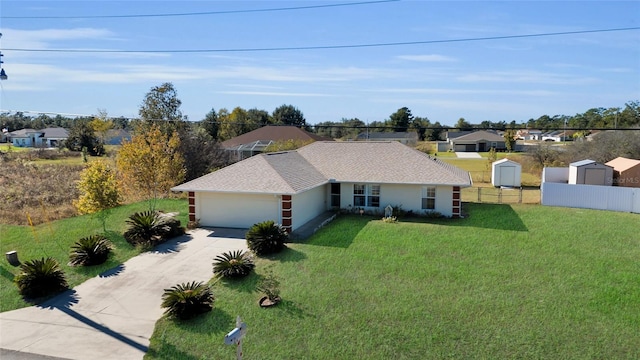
[541,167,640,214]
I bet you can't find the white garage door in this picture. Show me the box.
[198,192,279,229]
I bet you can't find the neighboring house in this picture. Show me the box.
[569,159,613,186]
[355,131,418,145]
[8,127,68,147]
[515,129,542,140]
[447,130,506,152]
[221,125,332,161]
[605,157,640,188]
[541,130,573,142]
[172,141,472,233]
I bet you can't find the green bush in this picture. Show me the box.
[14,257,69,299]
[161,281,214,320]
[246,220,288,256]
[123,211,184,247]
[69,235,113,266]
[213,250,255,279]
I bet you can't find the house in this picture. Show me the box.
[569,159,613,186]
[515,129,542,141]
[221,125,332,161]
[491,159,522,187]
[8,127,68,148]
[172,141,472,232]
[355,131,418,145]
[447,130,506,152]
[605,157,640,188]
[541,130,573,142]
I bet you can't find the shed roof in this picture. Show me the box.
[570,159,596,167]
[492,158,521,167]
[173,141,471,194]
[605,157,640,172]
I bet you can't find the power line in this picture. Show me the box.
[1,0,399,19]
[3,27,638,54]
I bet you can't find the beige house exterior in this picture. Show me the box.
[172,141,471,232]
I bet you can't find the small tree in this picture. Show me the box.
[74,160,120,215]
[504,129,517,152]
[486,147,497,171]
[116,123,185,206]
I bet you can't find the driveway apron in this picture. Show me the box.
[0,229,247,360]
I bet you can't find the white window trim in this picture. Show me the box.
[421,186,436,210]
[353,184,380,208]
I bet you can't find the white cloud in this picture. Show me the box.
[218,91,333,97]
[456,70,598,85]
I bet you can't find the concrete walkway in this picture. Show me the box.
[455,152,482,159]
[0,228,247,360]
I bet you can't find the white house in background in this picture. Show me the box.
[172,141,472,233]
[9,127,69,147]
[569,159,613,186]
[491,159,522,187]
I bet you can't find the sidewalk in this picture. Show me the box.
[0,228,247,360]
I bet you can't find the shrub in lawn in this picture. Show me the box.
[161,281,214,320]
[257,271,281,307]
[213,250,255,279]
[246,220,288,256]
[123,210,184,247]
[14,257,69,299]
[69,235,113,266]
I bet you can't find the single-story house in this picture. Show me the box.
[8,127,68,148]
[172,141,472,232]
[222,125,332,161]
[447,130,506,152]
[569,159,613,186]
[541,130,573,142]
[515,129,542,141]
[355,131,418,145]
[605,157,640,188]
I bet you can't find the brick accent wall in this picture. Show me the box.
[452,187,461,218]
[281,195,292,232]
[188,192,196,222]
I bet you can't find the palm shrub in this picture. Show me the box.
[161,281,214,320]
[123,210,184,246]
[15,257,69,299]
[246,220,288,256]
[213,250,255,279]
[69,235,113,266]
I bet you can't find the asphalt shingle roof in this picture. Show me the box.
[173,141,471,194]
[452,130,504,142]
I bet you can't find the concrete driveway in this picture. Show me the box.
[0,228,247,360]
[455,152,482,159]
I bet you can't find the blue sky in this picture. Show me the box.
[0,1,638,126]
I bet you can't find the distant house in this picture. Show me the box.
[172,141,472,232]
[569,160,613,186]
[541,130,573,142]
[8,127,68,148]
[355,132,418,145]
[515,129,542,140]
[447,130,506,152]
[221,126,332,161]
[605,157,640,188]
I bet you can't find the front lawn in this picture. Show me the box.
[0,199,188,312]
[146,204,640,359]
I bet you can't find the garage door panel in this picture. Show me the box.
[198,193,279,228]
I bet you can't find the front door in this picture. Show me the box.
[330,183,341,208]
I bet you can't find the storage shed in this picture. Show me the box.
[605,157,640,188]
[491,158,522,187]
[568,159,613,186]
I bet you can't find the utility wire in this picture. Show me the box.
[3,27,638,54]
[1,0,399,19]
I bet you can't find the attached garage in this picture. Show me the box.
[196,192,279,229]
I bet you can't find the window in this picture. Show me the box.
[422,186,436,210]
[353,184,380,208]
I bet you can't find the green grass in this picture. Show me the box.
[146,204,640,359]
[0,199,188,312]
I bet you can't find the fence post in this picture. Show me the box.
[519,187,523,203]
[498,188,502,203]
[477,187,481,202]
